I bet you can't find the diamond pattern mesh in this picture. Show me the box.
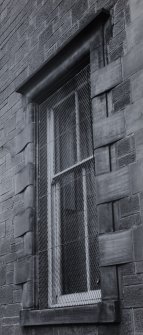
[38,64,101,309]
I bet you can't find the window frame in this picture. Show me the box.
[47,68,101,308]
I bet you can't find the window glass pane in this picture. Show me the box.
[86,162,100,291]
[59,170,87,294]
[54,94,77,173]
[78,83,93,160]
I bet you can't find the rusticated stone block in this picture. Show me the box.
[135,129,143,161]
[92,94,107,121]
[126,16,143,50]
[119,213,141,230]
[14,257,33,284]
[24,185,34,209]
[132,69,143,103]
[123,41,143,79]
[25,143,34,164]
[24,232,33,255]
[120,195,140,218]
[93,111,125,148]
[99,229,133,266]
[14,208,33,238]
[116,136,135,158]
[112,80,131,113]
[136,261,143,274]
[117,152,136,168]
[133,225,143,261]
[125,98,143,135]
[15,163,34,194]
[96,166,130,204]
[22,281,34,308]
[100,266,118,300]
[16,124,33,154]
[91,59,122,97]
[130,159,143,194]
[25,102,35,124]
[98,203,113,234]
[94,147,110,175]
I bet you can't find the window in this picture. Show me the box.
[38,64,101,308]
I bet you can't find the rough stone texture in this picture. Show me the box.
[0,0,143,334]
[14,257,33,284]
[15,163,34,194]
[15,124,34,154]
[96,166,130,204]
[130,160,143,194]
[91,59,122,97]
[14,208,33,238]
[93,111,125,148]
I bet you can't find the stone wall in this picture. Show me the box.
[0,0,143,334]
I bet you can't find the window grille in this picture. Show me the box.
[38,64,101,308]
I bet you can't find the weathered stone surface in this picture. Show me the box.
[123,274,143,286]
[22,281,34,308]
[24,185,34,209]
[24,232,33,255]
[130,0,143,21]
[120,195,140,218]
[117,152,136,168]
[92,94,107,121]
[119,213,141,230]
[25,143,34,164]
[16,124,33,154]
[96,166,130,204]
[14,208,33,238]
[94,147,110,175]
[14,257,33,284]
[134,308,143,333]
[15,163,34,194]
[133,225,143,261]
[131,69,143,103]
[136,261,143,274]
[126,16,143,50]
[130,160,143,194]
[119,309,134,335]
[123,41,143,78]
[124,284,143,308]
[98,203,113,234]
[116,136,135,157]
[125,98,143,135]
[100,266,118,300]
[91,59,122,97]
[93,111,125,148]
[135,129,143,161]
[99,229,133,266]
[0,286,13,305]
[112,80,131,112]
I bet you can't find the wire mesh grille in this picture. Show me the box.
[38,64,101,309]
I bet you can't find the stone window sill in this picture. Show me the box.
[20,301,120,326]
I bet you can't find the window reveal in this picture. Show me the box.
[39,64,101,308]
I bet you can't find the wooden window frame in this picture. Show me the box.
[47,76,101,308]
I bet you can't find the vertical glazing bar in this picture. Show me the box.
[54,182,61,302]
[47,109,54,307]
[75,91,81,162]
[82,168,90,292]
